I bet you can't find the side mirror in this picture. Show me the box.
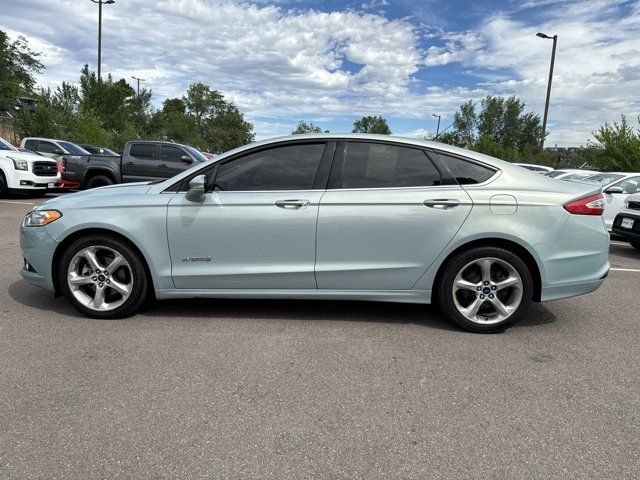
[605,186,624,194]
[52,147,64,155]
[180,154,193,164]
[185,174,206,202]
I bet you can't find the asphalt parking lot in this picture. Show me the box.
[1,195,639,479]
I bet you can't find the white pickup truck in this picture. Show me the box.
[0,137,60,197]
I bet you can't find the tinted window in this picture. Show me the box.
[214,143,325,191]
[0,138,15,151]
[435,152,496,185]
[585,173,624,186]
[546,170,566,178]
[24,139,37,150]
[130,144,157,160]
[38,141,56,154]
[59,141,89,154]
[614,176,640,194]
[340,142,440,189]
[161,146,187,163]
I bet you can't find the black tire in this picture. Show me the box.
[631,241,640,251]
[0,172,7,198]
[58,234,149,319]
[86,175,115,189]
[437,246,534,333]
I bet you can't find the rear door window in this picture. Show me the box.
[130,144,157,160]
[340,142,441,189]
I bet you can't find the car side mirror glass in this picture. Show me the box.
[605,186,624,194]
[180,154,193,164]
[185,174,206,202]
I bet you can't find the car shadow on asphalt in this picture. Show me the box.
[609,243,640,264]
[9,279,557,332]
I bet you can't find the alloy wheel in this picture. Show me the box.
[451,257,523,325]
[66,245,133,312]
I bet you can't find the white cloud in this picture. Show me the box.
[1,0,639,146]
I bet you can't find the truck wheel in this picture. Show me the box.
[0,172,7,198]
[86,175,114,189]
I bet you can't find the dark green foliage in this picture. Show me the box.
[352,115,391,134]
[0,31,43,113]
[588,115,640,172]
[292,120,326,134]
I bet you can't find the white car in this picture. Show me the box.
[514,163,554,174]
[545,169,600,180]
[20,137,90,160]
[0,137,60,197]
[612,193,640,250]
[580,172,640,229]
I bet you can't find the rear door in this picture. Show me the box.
[167,141,334,289]
[315,141,473,290]
[122,143,160,182]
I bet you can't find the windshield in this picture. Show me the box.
[582,173,625,186]
[546,170,566,178]
[186,146,208,162]
[59,141,90,155]
[0,138,17,151]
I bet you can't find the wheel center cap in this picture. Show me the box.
[482,287,491,295]
[97,274,107,283]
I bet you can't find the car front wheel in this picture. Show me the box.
[58,235,148,318]
[438,247,533,333]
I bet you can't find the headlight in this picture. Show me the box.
[23,210,62,227]
[8,156,28,171]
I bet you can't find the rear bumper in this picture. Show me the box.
[541,267,609,302]
[612,212,640,242]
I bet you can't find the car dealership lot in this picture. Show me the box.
[1,196,639,479]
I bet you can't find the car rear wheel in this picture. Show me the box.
[86,175,114,189]
[438,247,533,333]
[58,235,148,318]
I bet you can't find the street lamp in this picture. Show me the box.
[537,31,557,149]
[131,76,146,96]
[432,113,441,138]
[90,0,116,83]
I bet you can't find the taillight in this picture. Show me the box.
[563,193,605,215]
[57,159,64,173]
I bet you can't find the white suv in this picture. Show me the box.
[0,137,60,197]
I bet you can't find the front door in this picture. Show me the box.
[315,141,473,290]
[167,141,332,289]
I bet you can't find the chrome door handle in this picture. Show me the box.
[274,199,310,209]
[423,199,461,209]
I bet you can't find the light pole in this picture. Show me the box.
[432,113,441,138]
[537,32,557,149]
[90,0,116,83]
[131,76,146,96]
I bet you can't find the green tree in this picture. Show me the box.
[352,115,391,134]
[292,120,327,134]
[588,115,640,171]
[0,31,44,113]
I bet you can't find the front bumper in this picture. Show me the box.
[7,170,60,190]
[19,224,59,292]
[612,212,640,242]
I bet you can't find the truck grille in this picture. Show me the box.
[32,161,58,177]
[628,201,640,211]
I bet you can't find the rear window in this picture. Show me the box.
[24,139,37,150]
[435,152,496,185]
[130,144,157,160]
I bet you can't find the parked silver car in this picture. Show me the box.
[19,134,610,332]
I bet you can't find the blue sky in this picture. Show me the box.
[1,0,639,146]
